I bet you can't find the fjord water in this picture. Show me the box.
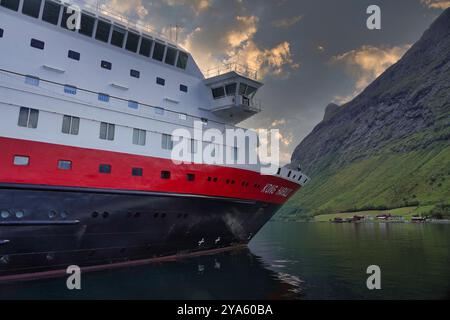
[0,222,449,300]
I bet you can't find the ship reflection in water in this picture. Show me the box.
[0,248,303,300]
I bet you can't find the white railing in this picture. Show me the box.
[71,0,175,44]
[203,63,259,81]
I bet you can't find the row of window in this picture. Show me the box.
[11,155,265,189]
[26,36,189,92]
[211,83,257,100]
[17,108,238,158]
[1,0,189,69]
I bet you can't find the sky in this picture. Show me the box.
[77,0,449,164]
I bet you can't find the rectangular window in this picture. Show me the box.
[98,93,110,102]
[161,134,173,150]
[58,160,72,170]
[125,32,140,52]
[25,75,40,86]
[95,20,111,43]
[155,107,165,115]
[152,42,165,61]
[132,128,146,146]
[101,60,112,70]
[132,167,143,177]
[187,173,195,182]
[156,77,165,86]
[139,37,153,57]
[128,100,139,109]
[22,0,42,18]
[176,51,188,69]
[190,139,198,154]
[68,50,80,61]
[42,0,61,25]
[178,113,187,121]
[165,47,177,65]
[212,87,225,99]
[60,6,75,31]
[79,13,95,37]
[99,164,111,174]
[233,147,238,162]
[30,38,45,50]
[130,69,140,78]
[0,28,3,38]
[180,84,188,93]
[18,107,39,128]
[62,115,80,135]
[1,0,20,11]
[64,85,77,95]
[110,26,126,48]
[99,122,115,141]
[161,171,171,179]
[13,155,29,166]
[226,83,237,96]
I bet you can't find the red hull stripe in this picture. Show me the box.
[0,137,300,204]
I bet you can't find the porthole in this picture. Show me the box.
[48,211,57,219]
[207,177,212,182]
[183,213,188,219]
[92,212,99,218]
[15,211,24,219]
[161,213,166,219]
[154,213,159,218]
[177,213,183,219]
[0,255,10,265]
[134,212,140,218]
[61,211,68,219]
[102,212,109,218]
[1,210,10,219]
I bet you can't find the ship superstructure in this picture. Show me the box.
[0,0,308,279]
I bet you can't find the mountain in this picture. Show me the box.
[284,8,450,219]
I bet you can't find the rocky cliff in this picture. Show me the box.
[286,9,450,217]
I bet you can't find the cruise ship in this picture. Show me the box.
[0,0,308,280]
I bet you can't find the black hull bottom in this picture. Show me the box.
[0,185,280,279]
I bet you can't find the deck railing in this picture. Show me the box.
[203,63,259,81]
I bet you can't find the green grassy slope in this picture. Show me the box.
[280,143,450,219]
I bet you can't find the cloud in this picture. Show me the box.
[272,15,302,28]
[99,0,149,19]
[420,0,450,9]
[331,44,411,103]
[163,0,212,14]
[227,16,259,48]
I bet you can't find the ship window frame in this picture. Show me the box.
[101,60,112,70]
[58,160,72,171]
[130,69,140,78]
[99,164,112,174]
[139,37,153,57]
[161,134,174,150]
[187,173,195,182]
[156,77,165,86]
[180,84,188,93]
[25,75,40,86]
[63,85,77,95]
[60,5,76,31]
[95,19,111,43]
[132,128,146,146]
[68,50,80,61]
[160,171,171,180]
[98,93,110,102]
[0,28,3,38]
[62,115,80,135]
[128,100,139,110]
[41,0,61,25]
[1,0,20,11]
[165,47,177,66]
[176,51,188,70]
[212,87,225,99]
[22,0,42,18]
[30,38,45,50]
[78,13,95,37]
[13,155,30,166]
[99,122,115,141]
[155,107,165,115]
[225,83,237,96]
[132,167,143,177]
[110,26,126,48]
[152,42,165,62]
[18,107,39,129]
[125,31,140,53]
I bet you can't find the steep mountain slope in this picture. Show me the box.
[285,9,450,218]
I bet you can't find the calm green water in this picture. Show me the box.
[0,222,449,300]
